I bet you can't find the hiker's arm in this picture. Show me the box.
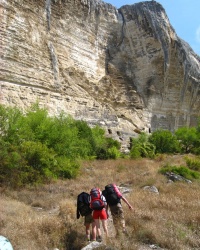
[104,199,109,218]
[77,207,80,219]
[121,196,133,210]
[102,195,109,218]
[105,203,109,218]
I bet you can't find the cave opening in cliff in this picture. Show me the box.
[108,129,112,134]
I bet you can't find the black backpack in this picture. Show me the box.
[77,192,92,219]
[103,184,120,206]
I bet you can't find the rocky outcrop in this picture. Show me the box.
[0,0,200,149]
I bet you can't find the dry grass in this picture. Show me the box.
[1,156,200,250]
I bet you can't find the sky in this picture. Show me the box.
[104,0,200,56]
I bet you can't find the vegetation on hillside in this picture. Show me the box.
[1,103,200,187]
[0,104,120,187]
[1,157,200,250]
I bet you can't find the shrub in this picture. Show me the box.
[107,146,121,159]
[0,104,25,144]
[0,139,26,186]
[149,129,180,154]
[159,164,200,180]
[129,146,142,159]
[55,157,80,179]
[130,133,155,159]
[185,157,200,171]
[91,126,121,159]
[175,127,198,153]
[20,141,58,179]
[0,104,121,186]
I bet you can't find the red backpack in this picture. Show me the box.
[90,188,105,210]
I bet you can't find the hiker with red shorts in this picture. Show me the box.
[90,187,108,242]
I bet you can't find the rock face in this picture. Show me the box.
[0,0,200,149]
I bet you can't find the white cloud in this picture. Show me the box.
[196,26,200,43]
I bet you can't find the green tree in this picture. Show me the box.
[91,126,121,159]
[149,129,180,154]
[130,133,155,159]
[193,120,200,154]
[175,127,198,153]
[0,104,25,144]
[0,103,122,187]
[22,103,52,142]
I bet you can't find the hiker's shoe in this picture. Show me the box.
[86,237,91,243]
[96,236,102,242]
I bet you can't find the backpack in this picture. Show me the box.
[77,192,92,218]
[90,188,105,210]
[104,184,120,206]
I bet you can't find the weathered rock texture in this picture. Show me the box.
[0,0,200,148]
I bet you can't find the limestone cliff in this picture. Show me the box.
[0,0,200,149]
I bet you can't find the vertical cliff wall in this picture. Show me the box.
[118,3,200,131]
[0,0,200,148]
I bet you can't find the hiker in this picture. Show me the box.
[90,187,108,242]
[102,183,133,236]
[77,192,96,242]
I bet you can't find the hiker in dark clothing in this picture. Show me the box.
[102,184,133,236]
[77,192,96,242]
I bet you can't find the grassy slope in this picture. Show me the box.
[0,156,200,250]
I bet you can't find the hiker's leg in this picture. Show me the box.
[91,221,96,241]
[110,204,125,235]
[94,219,101,238]
[122,217,126,232]
[84,214,94,240]
[85,224,90,240]
[93,211,101,240]
[101,219,108,237]
[112,213,120,235]
[110,205,120,235]
[99,209,108,239]
[118,208,125,232]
